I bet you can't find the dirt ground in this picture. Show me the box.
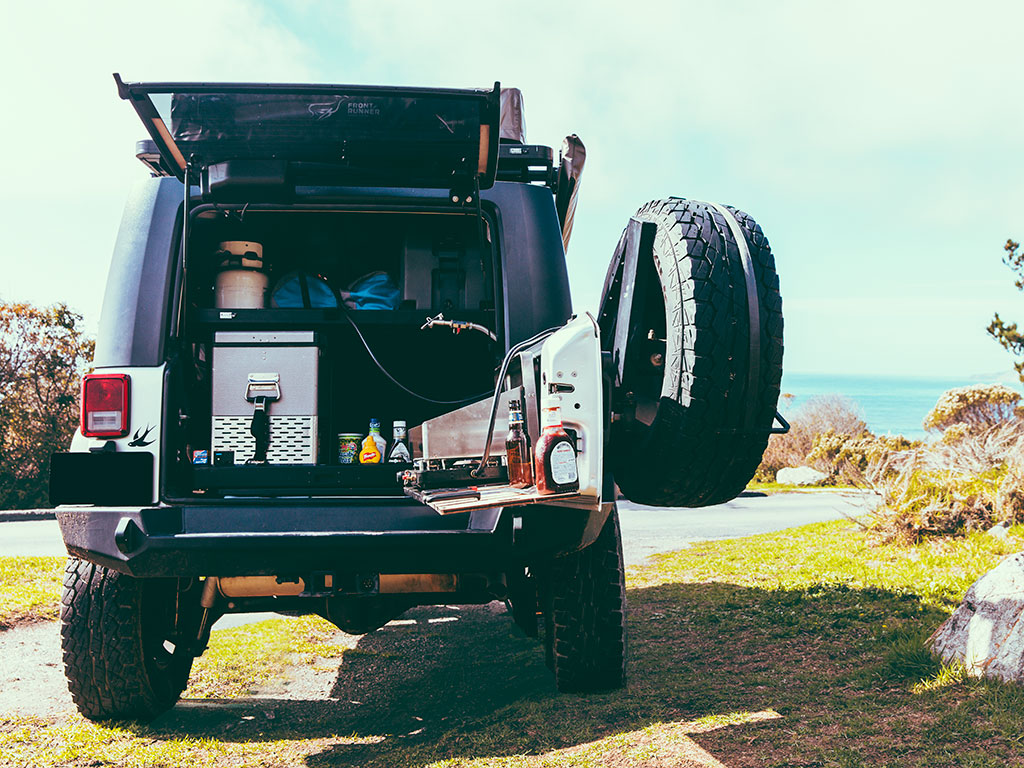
[0,603,501,721]
[0,620,69,717]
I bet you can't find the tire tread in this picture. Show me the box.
[610,198,783,507]
[547,509,627,693]
[61,557,191,721]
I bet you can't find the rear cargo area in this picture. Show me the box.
[164,205,500,500]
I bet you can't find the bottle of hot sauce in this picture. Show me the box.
[505,399,534,488]
[534,398,579,494]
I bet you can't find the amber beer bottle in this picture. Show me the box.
[534,399,579,494]
[505,399,534,488]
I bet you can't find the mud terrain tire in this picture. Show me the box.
[61,558,194,721]
[545,507,627,693]
[604,198,783,507]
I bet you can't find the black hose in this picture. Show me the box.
[342,303,558,462]
[341,308,490,406]
[471,325,560,476]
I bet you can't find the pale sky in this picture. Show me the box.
[2,1,1022,378]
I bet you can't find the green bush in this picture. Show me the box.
[755,394,867,482]
[759,384,1024,540]
[923,383,1020,433]
[871,419,1024,542]
[873,464,1005,542]
[808,430,916,485]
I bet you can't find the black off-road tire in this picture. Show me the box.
[604,198,783,507]
[61,558,194,721]
[544,507,627,693]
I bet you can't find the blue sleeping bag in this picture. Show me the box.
[270,272,338,309]
[339,271,401,310]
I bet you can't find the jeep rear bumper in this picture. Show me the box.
[55,501,610,578]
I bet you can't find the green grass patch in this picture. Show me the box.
[186,614,349,699]
[0,715,373,768]
[4,521,1024,766]
[630,519,1016,611]
[185,618,296,699]
[0,556,63,629]
[745,480,860,494]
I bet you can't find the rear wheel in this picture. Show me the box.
[602,198,783,507]
[61,558,195,721]
[542,506,627,692]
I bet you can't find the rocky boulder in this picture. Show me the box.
[775,466,827,486]
[930,552,1024,683]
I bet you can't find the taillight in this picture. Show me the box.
[81,374,130,438]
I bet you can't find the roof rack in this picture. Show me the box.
[495,144,555,186]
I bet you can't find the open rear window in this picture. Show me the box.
[115,75,500,192]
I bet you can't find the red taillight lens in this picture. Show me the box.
[81,374,130,438]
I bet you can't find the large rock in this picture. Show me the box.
[930,552,1024,682]
[775,466,827,486]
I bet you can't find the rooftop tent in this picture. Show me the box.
[114,74,501,193]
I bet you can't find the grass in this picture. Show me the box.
[745,480,861,494]
[186,614,352,699]
[0,556,63,629]
[185,618,300,699]
[3,521,1024,766]
[629,519,1009,610]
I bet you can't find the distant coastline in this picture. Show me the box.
[779,371,1021,440]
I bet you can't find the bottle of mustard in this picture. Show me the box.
[359,418,387,464]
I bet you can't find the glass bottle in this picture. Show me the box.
[534,398,579,494]
[505,399,533,488]
[387,420,412,463]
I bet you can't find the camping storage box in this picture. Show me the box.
[401,234,487,310]
[211,331,319,464]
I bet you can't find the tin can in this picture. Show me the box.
[337,433,362,464]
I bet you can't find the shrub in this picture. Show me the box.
[808,430,916,485]
[872,463,1001,542]
[940,423,970,445]
[923,383,1021,433]
[756,394,867,482]
[0,301,93,508]
[870,420,1024,542]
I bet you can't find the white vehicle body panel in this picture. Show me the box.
[69,364,165,505]
[535,314,604,508]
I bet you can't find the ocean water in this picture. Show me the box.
[778,372,1021,441]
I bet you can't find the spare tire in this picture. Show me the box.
[602,198,783,507]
